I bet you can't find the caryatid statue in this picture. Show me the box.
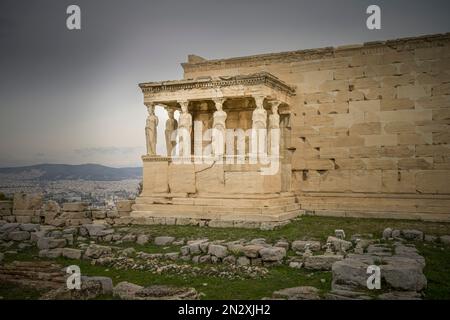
[178,101,192,157]
[268,100,281,156]
[251,96,267,156]
[212,98,227,157]
[165,108,178,157]
[145,103,159,156]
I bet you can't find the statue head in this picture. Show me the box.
[213,98,224,112]
[271,104,279,114]
[167,109,175,119]
[269,100,280,114]
[147,104,154,115]
[180,101,188,113]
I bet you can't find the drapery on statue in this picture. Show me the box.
[145,104,158,156]
[178,101,192,157]
[165,108,178,157]
[252,97,267,155]
[268,101,280,155]
[212,98,227,157]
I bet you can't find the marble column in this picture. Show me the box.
[267,100,281,156]
[212,98,227,158]
[164,106,178,157]
[177,100,192,158]
[251,96,267,160]
[145,103,159,156]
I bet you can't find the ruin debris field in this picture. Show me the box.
[1,216,450,300]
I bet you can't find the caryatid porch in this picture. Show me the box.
[131,72,303,227]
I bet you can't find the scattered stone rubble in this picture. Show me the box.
[113,282,199,300]
[1,193,294,230]
[0,193,134,227]
[1,215,449,300]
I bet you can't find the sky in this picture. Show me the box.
[0,0,449,167]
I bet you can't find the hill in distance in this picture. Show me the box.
[0,163,142,181]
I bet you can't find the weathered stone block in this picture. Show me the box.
[350,122,381,135]
[169,163,196,193]
[350,170,382,192]
[142,160,169,194]
[381,99,414,111]
[381,171,416,193]
[416,171,450,194]
[384,122,416,134]
[62,202,88,212]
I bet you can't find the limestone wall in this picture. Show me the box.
[0,193,134,227]
[182,34,450,221]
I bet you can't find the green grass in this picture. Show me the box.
[416,243,450,300]
[1,216,450,299]
[1,249,331,300]
[0,282,43,300]
[129,216,450,242]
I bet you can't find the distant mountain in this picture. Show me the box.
[0,163,142,181]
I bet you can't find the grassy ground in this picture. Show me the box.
[128,216,450,242]
[1,216,450,300]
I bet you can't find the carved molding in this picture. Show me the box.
[139,72,296,97]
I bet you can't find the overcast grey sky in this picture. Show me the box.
[1,0,449,167]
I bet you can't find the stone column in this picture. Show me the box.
[251,96,267,161]
[145,103,159,156]
[164,106,178,157]
[212,98,227,159]
[177,100,192,159]
[267,100,281,156]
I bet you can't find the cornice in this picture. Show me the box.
[181,33,450,72]
[139,72,296,96]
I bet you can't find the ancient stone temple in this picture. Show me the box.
[132,33,450,226]
[131,73,301,228]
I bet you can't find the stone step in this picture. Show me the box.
[130,209,303,223]
[130,203,300,220]
[132,202,300,215]
[135,195,297,207]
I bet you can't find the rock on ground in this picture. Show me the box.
[291,240,321,252]
[332,257,373,290]
[272,286,320,300]
[326,236,352,252]
[259,247,286,262]
[82,276,113,295]
[37,237,66,250]
[242,245,264,258]
[332,249,427,293]
[135,285,199,300]
[208,244,228,258]
[154,236,175,246]
[39,248,63,258]
[113,281,144,300]
[20,223,40,232]
[382,228,393,239]
[40,278,103,300]
[304,255,344,271]
[381,256,427,291]
[8,231,30,241]
[84,244,112,259]
[401,230,424,241]
[236,256,250,266]
[62,248,82,260]
[136,234,149,245]
[440,235,450,245]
